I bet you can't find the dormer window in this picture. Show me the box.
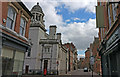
[6,6,17,30]
[20,17,26,36]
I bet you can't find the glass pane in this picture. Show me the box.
[8,7,15,20]
[20,18,24,27]
[20,27,22,35]
[108,6,111,27]
[6,18,13,29]
[20,17,26,36]
[13,60,19,73]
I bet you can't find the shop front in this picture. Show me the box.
[100,26,120,77]
[1,33,29,77]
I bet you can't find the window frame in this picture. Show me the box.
[6,6,17,30]
[19,17,27,36]
[108,5,112,28]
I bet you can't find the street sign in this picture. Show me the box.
[90,56,94,65]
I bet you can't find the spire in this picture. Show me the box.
[37,2,39,5]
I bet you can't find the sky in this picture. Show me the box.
[22,0,98,59]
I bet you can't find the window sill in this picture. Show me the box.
[19,35,28,42]
[1,25,28,42]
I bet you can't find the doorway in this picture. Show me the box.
[109,52,118,77]
[25,65,29,74]
[44,60,48,71]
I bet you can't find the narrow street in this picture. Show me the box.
[22,69,102,77]
[67,69,102,76]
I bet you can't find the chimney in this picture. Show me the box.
[49,25,57,39]
[57,33,61,41]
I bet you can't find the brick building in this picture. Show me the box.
[63,43,78,71]
[84,48,90,69]
[96,1,120,77]
[0,1,32,76]
[92,37,101,75]
[77,58,85,69]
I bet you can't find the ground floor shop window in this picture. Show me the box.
[2,47,24,76]
[2,57,13,75]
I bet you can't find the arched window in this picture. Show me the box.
[20,17,26,36]
[6,6,17,30]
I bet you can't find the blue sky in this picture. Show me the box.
[54,3,97,58]
[23,0,98,59]
[56,4,96,23]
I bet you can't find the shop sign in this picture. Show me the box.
[106,28,119,48]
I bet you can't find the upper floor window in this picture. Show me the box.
[44,47,50,53]
[100,28,104,39]
[6,6,17,30]
[20,17,26,36]
[108,5,112,28]
[112,3,118,21]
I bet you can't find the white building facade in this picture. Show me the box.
[24,3,67,75]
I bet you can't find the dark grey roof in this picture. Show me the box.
[31,2,44,14]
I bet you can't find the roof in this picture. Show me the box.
[31,2,44,14]
[18,2,32,17]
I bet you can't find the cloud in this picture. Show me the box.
[22,0,65,29]
[62,0,97,13]
[77,54,85,59]
[73,18,80,21]
[58,18,98,51]
[65,19,70,22]
[22,0,98,52]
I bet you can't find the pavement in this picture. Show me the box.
[66,69,102,77]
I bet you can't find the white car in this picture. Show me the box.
[84,67,88,72]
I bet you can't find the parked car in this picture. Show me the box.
[84,67,88,72]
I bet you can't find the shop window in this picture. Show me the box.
[6,6,17,30]
[20,17,26,36]
[2,57,14,75]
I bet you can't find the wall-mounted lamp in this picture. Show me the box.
[3,19,6,23]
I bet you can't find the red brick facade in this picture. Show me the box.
[97,1,120,76]
[0,2,31,43]
[0,1,32,76]
[92,37,101,75]
[84,48,90,69]
[63,43,78,71]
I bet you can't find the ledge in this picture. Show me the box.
[0,24,28,42]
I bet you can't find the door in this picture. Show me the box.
[25,65,29,74]
[109,53,118,77]
[44,60,48,70]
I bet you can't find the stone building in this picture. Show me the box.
[24,3,67,75]
[0,1,32,76]
[96,1,120,77]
